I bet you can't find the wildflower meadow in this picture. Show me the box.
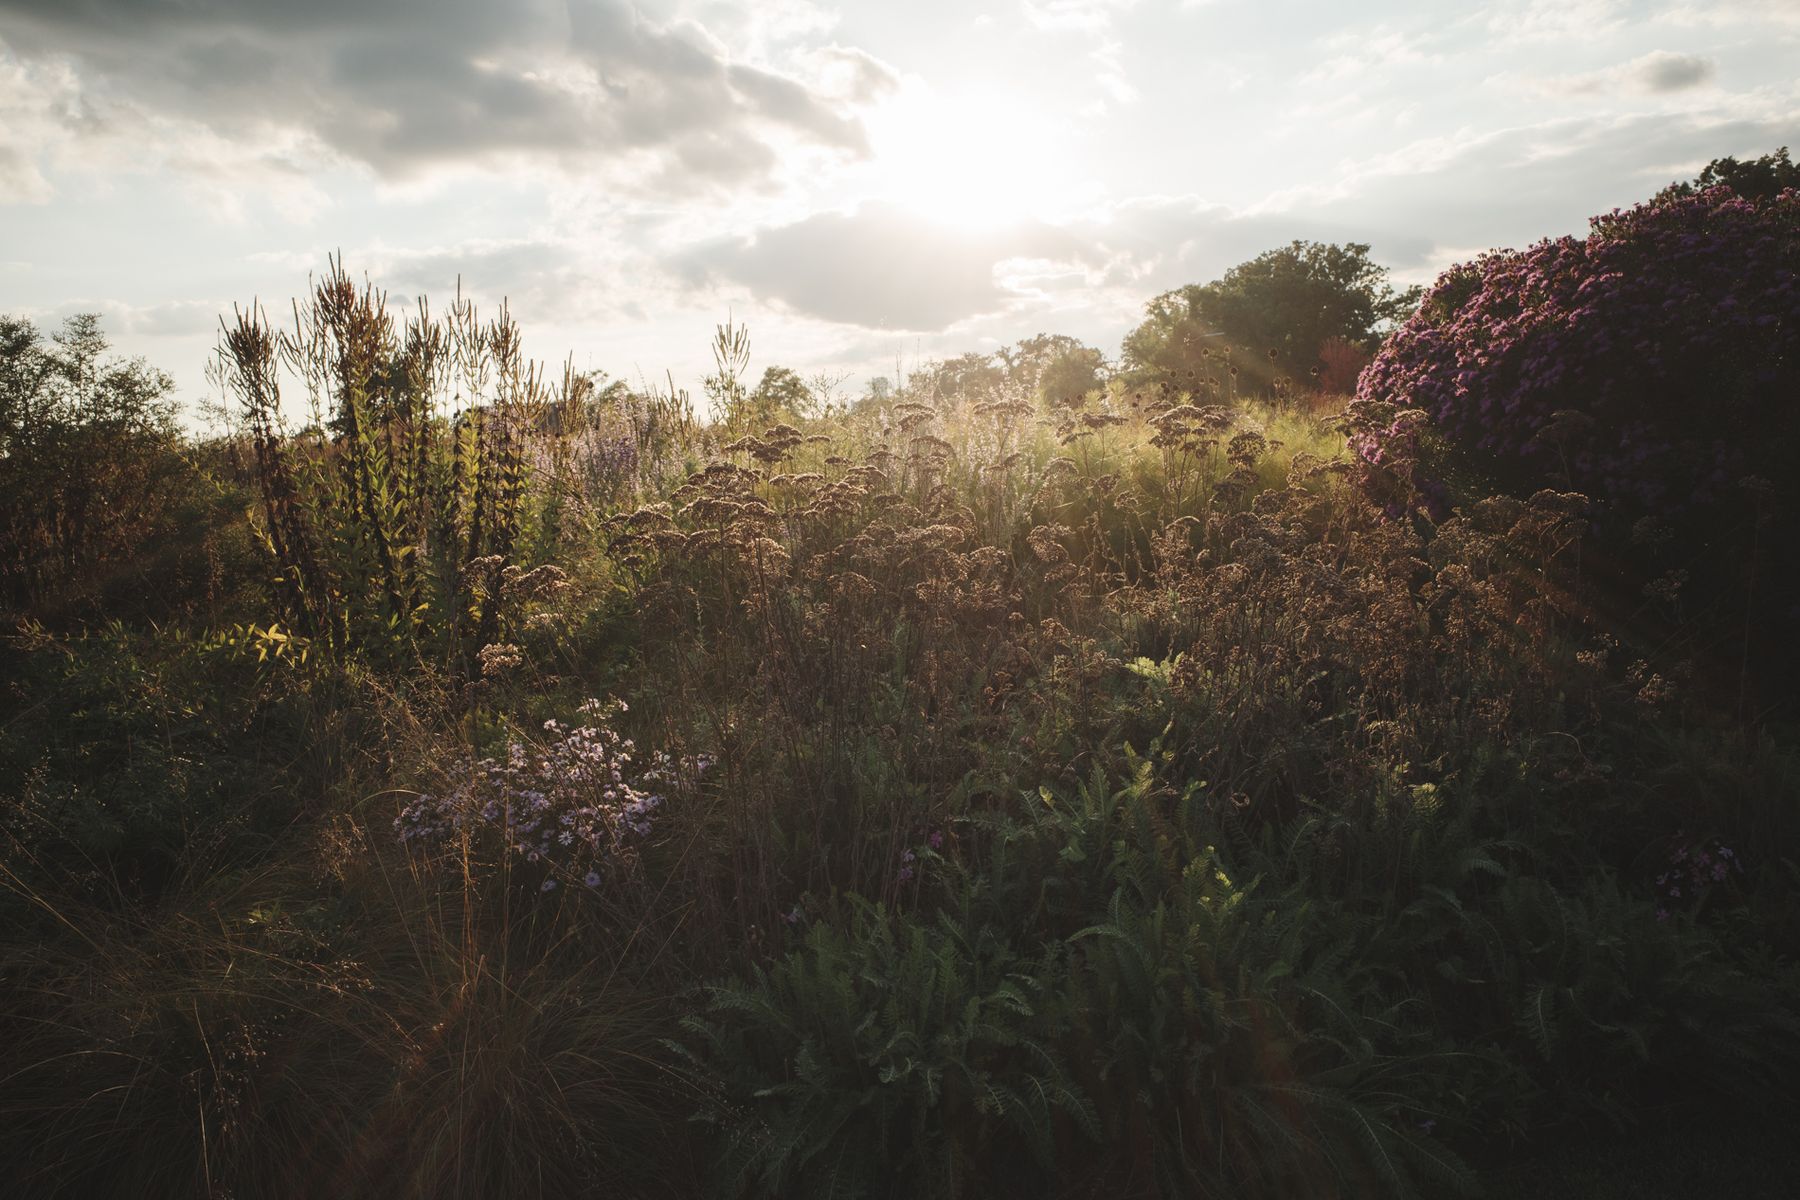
[3,159,1799,1199]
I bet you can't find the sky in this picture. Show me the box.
[2,0,1797,419]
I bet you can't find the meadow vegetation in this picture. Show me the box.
[2,157,1798,1198]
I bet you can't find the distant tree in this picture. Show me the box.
[1657,146,1799,206]
[805,369,853,417]
[1032,343,1106,408]
[1118,288,1226,390]
[747,365,815,423]
[1122,241,1420,389]
[999,334,1088,394]
[922,352,1005,406]
[0,313,191,615]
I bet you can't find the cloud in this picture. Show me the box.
[1017,0,1141,111]
[1020,0,1139,34]
[373,237,655,328]
[1066,196,1434,297]
[1631,51,1718,92]
[23,296,226,341]
[1518,50,1719,97]
[1488,0,1628,43]
[0,0,878,192]
[1656,1,1800,32]
[0,142,50,203]
[671,191,1441,337]
[1301,27,1441,88]
[791,45,902,105]
[1256,103,1800,276]
[674,203,1099,331]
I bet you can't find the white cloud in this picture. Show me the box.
[1488,0,1629,43]
[1656,0,1800,32]
[1301,26,1441,88]
[1091,39,1140,106]
[1020,0,1139,34]
[0,143,50,203]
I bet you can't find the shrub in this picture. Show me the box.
[0,313,242,624]
[0,622,322,905]
[1356,186,1800,523]
[1355,186,1800,690]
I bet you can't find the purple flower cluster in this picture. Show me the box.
[574,427,640,505]
[394,698,712,890]
[1357,186,1800,519]
[895,827,947,885]
[1653,833,1740,921]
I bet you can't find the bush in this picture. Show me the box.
[1355,185,1800,690]
[0,313,245,624]
[0,622,325,905]
[1357,187,1800,522]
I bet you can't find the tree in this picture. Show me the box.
[860,376,893,408]
[1118,287,1225,390]
[921,352,1005,406]
[747,365,816,423]
[1031,342,1105,408]
[1,313,188,615]
[1122,241,1420,388]
[1657,146,1799,206]
[999,334,1090,395]
[805,369,853,417]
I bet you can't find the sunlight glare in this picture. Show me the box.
[858,85,1069,232]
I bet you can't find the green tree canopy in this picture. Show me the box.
[747,365,816,423]
[999,334,1091,395]
[1030,342,1105,408]
[1657,146,1799,206]
[1121,241,1420,388]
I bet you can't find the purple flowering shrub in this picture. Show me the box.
[1356,186,1800,523]
[394,698,713,891]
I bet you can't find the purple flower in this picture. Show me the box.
[393,698,703,898]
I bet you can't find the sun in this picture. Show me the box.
[856,84,1071,232]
